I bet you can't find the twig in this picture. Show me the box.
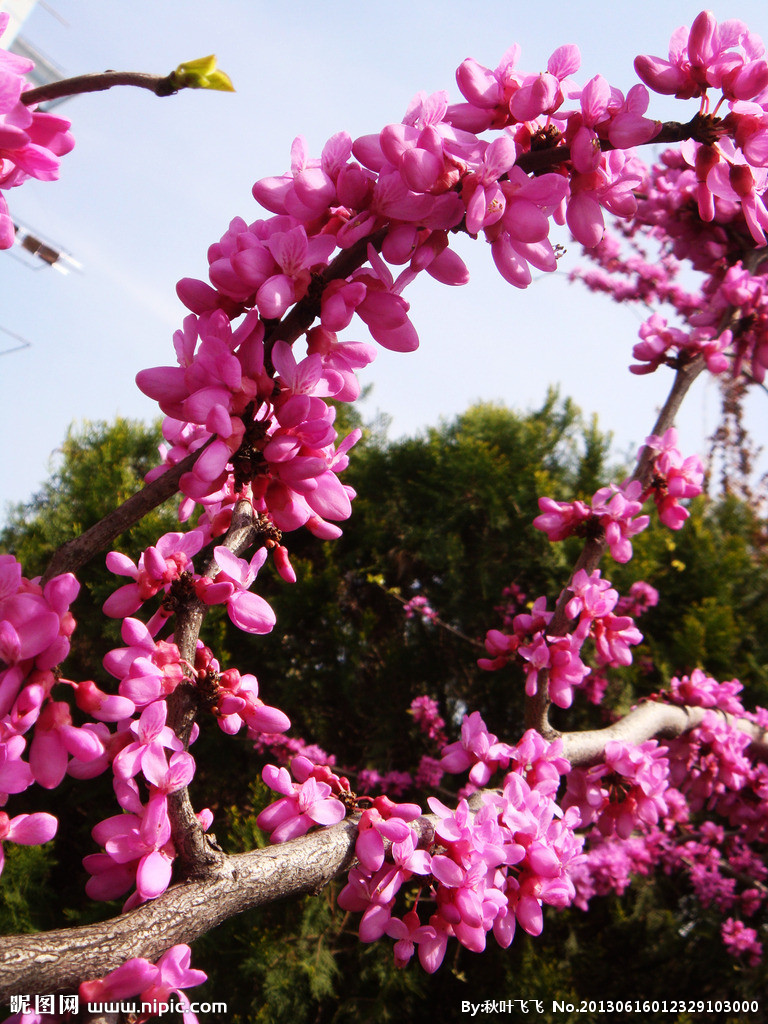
[21,70,181,106]
[40,442,212,585]
[524,353,707,736]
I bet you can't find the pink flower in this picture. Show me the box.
[257,760,346,842]
[80,945,207,1022]
[635,13,768,103]
[28,700,104,789]
[440,711,514,786]
[256,226,335,318]
[204,546,276,635]
[104,531,205,618]
[0,13,74,249]
[215,668,291,739]
[0,810,57,875]
[111,700,183,781]
[385,909,437,968]
[722,917,763,965]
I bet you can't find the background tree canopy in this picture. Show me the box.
[2,399,767,1023]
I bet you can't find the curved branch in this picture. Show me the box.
[21,71,181,107]
[3,695,763,998]
[0,811,436,1000]
[560,700,768,765]
[0,816,360,999]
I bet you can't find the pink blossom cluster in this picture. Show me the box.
[565,569,644,669]
[631,311,732,375]
[356,767,414,797]
[82,698,202,909]
[256,755,348,842]
[0,560,224,910]
[0,555,83,868]
[615,579,660,617]
[490,613,589,708]
[576,158,768,384]
[563,739,670,839]
[573,810,768,967]
[636,13,768,242]
[409,695,448,747]
[567,670,768,968]
[721,917,763,966]
[210,666,291,740]
[103,530,207,619]
[79,944,206,1024]
[439,710,515,787]
[666,710,755,815]
[336,733,582,972]
[79,623,289,909]
[0,14,74,248]
[254,721,586,973]
[446,44,657,250]
[641,428,705,529]
[479,594,587,708]
[493,582,527,629]
[137,311,366,542]
[668,667,746,716]
[534,480,650,563]
[104,530,279,637]
[402,594,438,623]
[571,15,768,389]
[533,431,702,562]
[479,569,644,709]
[569,833,658,910]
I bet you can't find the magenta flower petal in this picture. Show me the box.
[228,592,276,634]
[308,797,346,826]
[137,850,173,899]
[6,812,58,845]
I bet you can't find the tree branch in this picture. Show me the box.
[516,117,702,175]
[40,443,211,586]
[0,816,361,999]
[3,695,763,999]
[21,71,181,107]
[524,354,707,736]
[560,700,768,765]
[0,811,436,1000]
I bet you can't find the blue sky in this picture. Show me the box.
[1,0,766,514]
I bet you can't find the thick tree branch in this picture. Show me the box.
[560,700,768,765]
[0,816,360,999]
[3,695,764,999]
[0,811,436,1000]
